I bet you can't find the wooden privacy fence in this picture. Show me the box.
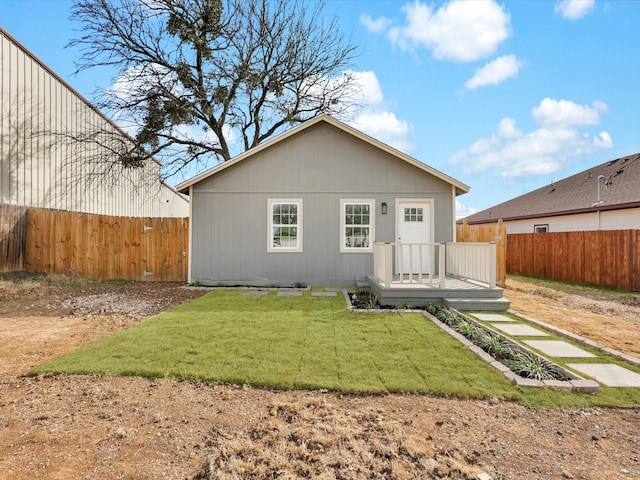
[0,204,28,272]
[456,219,507,287]
[507,230,640,292]
[25,208,189,282]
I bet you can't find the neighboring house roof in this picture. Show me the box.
[462,153,640,224]
[176,115,469,196]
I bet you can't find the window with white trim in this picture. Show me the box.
[534,224,549,233]
[268,199,302,252]
[404,207,424,222]
[340,200,374,252]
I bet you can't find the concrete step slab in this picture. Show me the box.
[472,313,515,322]
[523,340,597,358]
[277,291,304,296]
[489,323,549,337]
[443,298,511,311]
[311,292,337,297]
[243,291,270,296]
[566,363,640,387]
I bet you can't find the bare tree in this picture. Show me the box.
[69,0,360,179]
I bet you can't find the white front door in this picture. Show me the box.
[396,200,432,275]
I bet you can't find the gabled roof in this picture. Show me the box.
[463,153,640,224]
[176,115,469,195]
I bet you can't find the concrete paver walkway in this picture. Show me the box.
[489,323,550,337]
[566,364,640,387]
[523,340,597,358]
[473,313,515,322]
[469,310,640,388]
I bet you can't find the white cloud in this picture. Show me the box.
[350,70,385,106]
[360,14,393,34]
[555,0,595,20]
[455,199,478,219]
[531,98,608,128]
[465,54,523,90]
[387,0,511,62]
[593,131,613,149]
[340,71,414,152]
[350,112,413,152]
[497,117,522,139]
[449,100,612,179]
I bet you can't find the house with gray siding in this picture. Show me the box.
[178,115,475,290]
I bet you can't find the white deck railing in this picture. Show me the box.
[373,241,496,289]
[445,242,497,288]
[373,242,445,288]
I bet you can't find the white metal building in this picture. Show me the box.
[0,26,188,217]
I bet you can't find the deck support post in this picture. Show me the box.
[489,242,497,289]
[438,243,446,289]
[384,243,393,287]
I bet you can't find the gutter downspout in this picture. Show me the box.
[593,175,604,231]
[452,185,457,242]
[187,185,193,283]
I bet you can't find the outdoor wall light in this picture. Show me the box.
[381,202,387,214]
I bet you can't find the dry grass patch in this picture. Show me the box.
[0,278,42,298]
[195,398,485,480]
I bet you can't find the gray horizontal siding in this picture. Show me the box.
[196,123,450,195]
[190,122,457,286]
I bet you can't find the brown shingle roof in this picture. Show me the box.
[462,153,640,224]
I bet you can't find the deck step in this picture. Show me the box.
[356,280,370,291]
[443,297,511,311]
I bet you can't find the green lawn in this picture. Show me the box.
[32,290,640,408]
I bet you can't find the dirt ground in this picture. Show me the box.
[0,274,639,480]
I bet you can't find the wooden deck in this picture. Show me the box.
[364,275,511,311]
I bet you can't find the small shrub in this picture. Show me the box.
[394,302,411,310]
[293,282,307,289]
[478,333,511,359]
[454,320,478,340]
[508,352,559,381]
[426,303,439,315]
[352,291,380,309]
[435,308,456,327]
[362,294,380,310]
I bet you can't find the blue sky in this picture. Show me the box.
[2,0,639,217]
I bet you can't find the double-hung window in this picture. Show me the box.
[268,199,302,252]
[340,199,374,252]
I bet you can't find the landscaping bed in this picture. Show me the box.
[348,291,598,391]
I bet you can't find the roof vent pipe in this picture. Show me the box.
[593,175,604,206]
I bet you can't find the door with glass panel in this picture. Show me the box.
[395,201,431,275]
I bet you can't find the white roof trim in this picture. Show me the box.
[176,115,469,195]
